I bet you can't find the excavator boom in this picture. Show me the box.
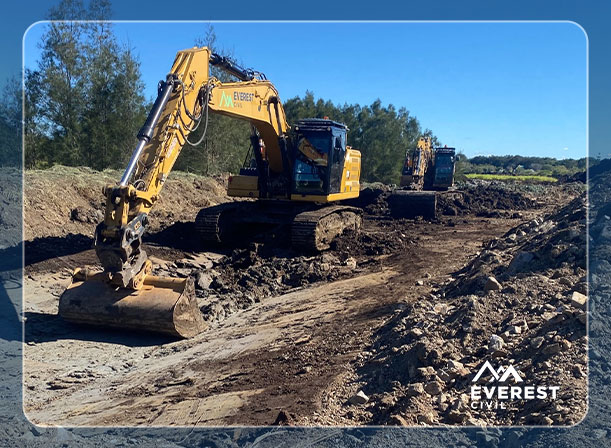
[59,48,218,337]
[58,46,361,338]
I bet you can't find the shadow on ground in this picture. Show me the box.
[24,311,176,347]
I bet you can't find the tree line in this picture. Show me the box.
[456,154,589,178]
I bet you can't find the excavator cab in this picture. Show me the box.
[292,119,347,197]
[432,147,456,190]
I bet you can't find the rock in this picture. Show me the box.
[424,380,443,395]
[418,411,436,425]
[530,336,544,349]
[560,339,572,350]
[433,303,449,314]
[447,409,470,423]
[175,267,192,277]
[416,280,424,286]
[417,366,436,377]
[484,276,502,291]
[388,414,409,426]
[196,272,214,289]
[542,343,561,355]
[70,206,97,223]
[541,416,554,425]
[321,253,340,265]
[348,390,369,405]
[508,251,535,273]
[489,334,504,351]
[508,325,522,334]
[572,365,585,378]
[409,328,424,338]
[559,277,573,287]
[407,382,425,396]
[344,257,357,269]
[446,360,464,370]
[491,349,507,359]
[570,291,587,309]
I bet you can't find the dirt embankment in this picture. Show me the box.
[24,166,229,241]
[317,193,587,427]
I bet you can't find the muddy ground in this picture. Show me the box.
[20,167,587,428]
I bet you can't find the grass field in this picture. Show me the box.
[466,173,558,183]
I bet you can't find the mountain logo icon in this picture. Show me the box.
[472,360,524,383]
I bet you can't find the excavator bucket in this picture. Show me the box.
[58,270,206,339]
[388,190,437,219]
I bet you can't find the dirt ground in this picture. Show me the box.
[20,167,587,428]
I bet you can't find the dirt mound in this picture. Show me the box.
[348,194,587,426]
[346,183,392,215]
[24,166,229,241]
[353,181,542,221]
[437,183,538,217]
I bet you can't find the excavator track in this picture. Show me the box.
[194,202,239,244]
[291,206,362,252]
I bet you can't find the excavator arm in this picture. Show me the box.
[59,47,291,337]
[96,47,290,288]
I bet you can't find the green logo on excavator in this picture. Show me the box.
[220,92,234,108]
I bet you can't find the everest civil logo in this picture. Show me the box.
[472,360,524,383]
[470,360,559,410]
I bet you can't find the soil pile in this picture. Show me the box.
[437,182,539,217]
[24,166,229,240]
[345,193,587,426]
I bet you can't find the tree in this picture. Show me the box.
[24,0,147,170]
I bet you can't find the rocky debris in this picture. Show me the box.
[348,390,369,405]
[70,206,103,224]
[349,192,587,426]
[153,244,374,323]
[570,291,587,309]
[484,276,502,291]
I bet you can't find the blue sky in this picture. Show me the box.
[24,21,587,159]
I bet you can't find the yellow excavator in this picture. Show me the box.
[58,47,361,338]
[389,137,456,218]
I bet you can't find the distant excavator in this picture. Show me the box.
[59,47,361,338]
[389,136,456,218]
